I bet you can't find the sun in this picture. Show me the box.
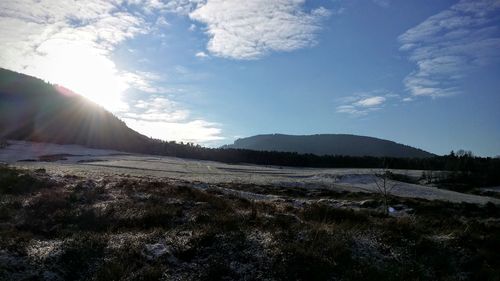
[33,41,129,112]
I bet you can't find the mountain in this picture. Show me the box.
[0,68,149,152]
[223,134,435,158]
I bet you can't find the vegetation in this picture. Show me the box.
[0,165,499,280]
[374,171,397,215]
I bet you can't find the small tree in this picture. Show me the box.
[421,170,435,184]
[374,170,397,215]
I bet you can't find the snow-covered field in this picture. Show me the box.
[1,140,498,204]
[0,140,126,162]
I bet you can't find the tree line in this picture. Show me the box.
[119,139,500,187]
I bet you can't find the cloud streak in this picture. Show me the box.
[188,0,330,59]
[336,91,396,117]
[355,96,386,107]
[120,96,224,143]
[195,51,209,58]
[399,0,500,98]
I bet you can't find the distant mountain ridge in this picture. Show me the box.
[224,134,435,158]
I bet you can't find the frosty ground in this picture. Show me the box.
[0,141,499,280]
[1,141,497,205]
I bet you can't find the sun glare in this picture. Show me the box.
[33,41,128,112]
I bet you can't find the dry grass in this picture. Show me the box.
[0,165,499,280]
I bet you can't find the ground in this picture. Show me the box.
[0,141,499,280]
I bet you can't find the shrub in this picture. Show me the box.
[301,203,369,224]
[0,166,49,194]
[58,233,107,280]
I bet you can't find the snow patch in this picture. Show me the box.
[26,240,64,260]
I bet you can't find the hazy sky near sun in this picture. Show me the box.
[1,0,500,156]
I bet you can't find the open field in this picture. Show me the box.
[1,141,498,205]
[1,141,499,280]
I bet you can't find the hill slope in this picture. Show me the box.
[0,68,149,152]
[224,134,434,158]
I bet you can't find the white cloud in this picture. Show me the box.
[123,118,224,143]
[399,0,500,98]
[117,95,224,144]
[336,105,373,116]
[336,91,397,116]
[355,96,386,107]
[121,71,177,94]
[188,0,330,59]
[122,97,190,122]
[162,0,206,15]
[195,51,209,58]
[155,16,170,27]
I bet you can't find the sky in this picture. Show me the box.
[1,0,500,156]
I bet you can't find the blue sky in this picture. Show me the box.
[1,0,499,156]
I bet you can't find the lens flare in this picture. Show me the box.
[31,40,128,112]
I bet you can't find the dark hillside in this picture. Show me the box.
[0,68,149,151]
